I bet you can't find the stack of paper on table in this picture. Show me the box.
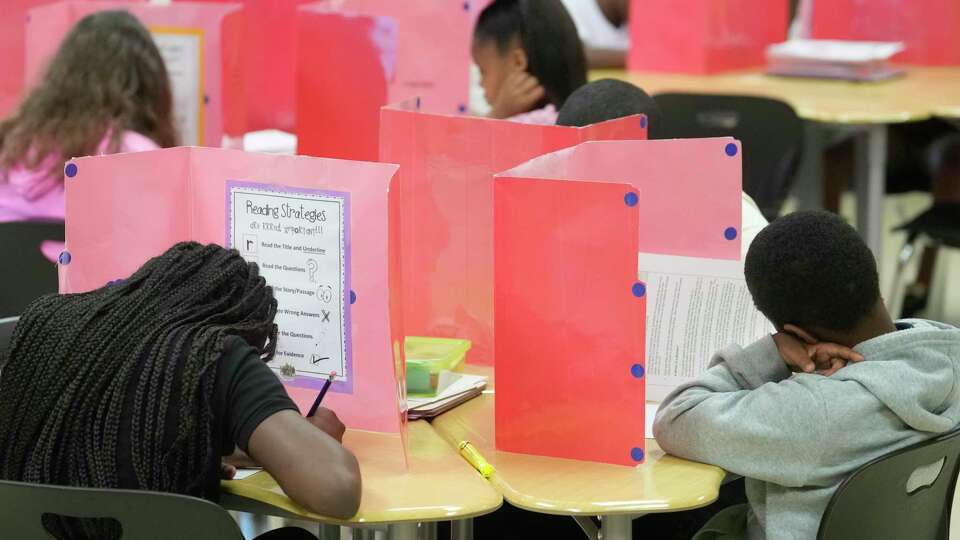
[766,39,905,81]
[407,373,487,420]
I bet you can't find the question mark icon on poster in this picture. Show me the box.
[307,259,318,283]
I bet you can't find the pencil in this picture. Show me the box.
[307,372,336,417]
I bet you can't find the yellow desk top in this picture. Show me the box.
[221,420,502,525]
[594,67,960,125]
[431,392,725,517]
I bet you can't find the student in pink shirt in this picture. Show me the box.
[471,0,587,125]
[0,10,177,223]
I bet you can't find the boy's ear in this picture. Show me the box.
[783,323,818,345]
[507,41,528,72]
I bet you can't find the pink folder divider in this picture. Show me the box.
[493,175,646,466]
[379,106,648,366]
[627,0,788,74]
[0,0,145,118]
[296,0,478,162]
[26,1,241,147]
[59,147,407,467]
[189,0,313,135]
[811,0,960,66]
[295,5,393,162]
[492,137,742,465]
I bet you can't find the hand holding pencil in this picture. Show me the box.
[306,372,345,443]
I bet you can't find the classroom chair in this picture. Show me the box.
[0,316,17,360]
[0,220,63,317]
[0,480,245,539]
[887,203,960,319]
[652,93,804,221]
[816,428,960,540]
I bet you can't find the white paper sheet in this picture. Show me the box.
[231,468,262,481]
[151,29,202,146]
[767,39,905,64]
[229,182,351,388]
[407,373,487,410]
[639,253,773,401]
[645,402,658,439]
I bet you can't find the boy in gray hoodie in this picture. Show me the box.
[653,210,960,540]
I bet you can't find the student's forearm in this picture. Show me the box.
[248,410,362,518]
[653,338,822,486]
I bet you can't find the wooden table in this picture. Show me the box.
[431,392,725,540]
[594,67,960,259]
[220,420,502,540]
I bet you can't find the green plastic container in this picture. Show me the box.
[405,337,472,396]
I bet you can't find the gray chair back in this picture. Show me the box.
[817,428,960,540]
[0,480,244,539]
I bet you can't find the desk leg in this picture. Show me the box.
[854,125,889,260]
[350,527,386,540]
[599,515,633,540]
[387,523,418,540]
[450,519,473,540]
[572,516,599,540]
[794,121,826,211]
[419,522,437,540]
[318,524,340,540]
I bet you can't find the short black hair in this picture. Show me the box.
[474,0,587,109]
[556,79,663,134]
[744,210,880,331]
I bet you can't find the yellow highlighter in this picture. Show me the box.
[458,441,495,479]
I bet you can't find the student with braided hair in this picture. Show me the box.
[0,242,360,539]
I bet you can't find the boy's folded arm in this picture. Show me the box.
[653,336,827,487]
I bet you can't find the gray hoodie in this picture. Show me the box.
[653,319,960,540]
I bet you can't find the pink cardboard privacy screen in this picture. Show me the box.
[191,0,313,134]
[60,148,406,451]
[560,139,742,260]
[811,0,960,66]
[296,0,477,161]
[492,137,742,465]
[26,1,240,147]
[295,5,394,162]
[379,107,647,365]
[493,176,645,466]
[627,0,788,74]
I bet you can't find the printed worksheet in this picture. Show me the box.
[151,28,202,146]
[640,253,773,401]
[228,181,352,394]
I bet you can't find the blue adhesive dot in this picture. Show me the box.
[462,1,470,11]
[724,227,738,241]
[64,163,78,178]
[631,447,645,462]
[632,282,646,298]
[58,251,72,265]
[640,116,648,129]
[457,103,467,114]
[724,143,738,157]
[624,192,639,207]
[631,363,645,378]
[415,97,421,110]
[203,94,210,105]
[350,290,357,305]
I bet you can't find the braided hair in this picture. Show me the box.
[0,242,277,539]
